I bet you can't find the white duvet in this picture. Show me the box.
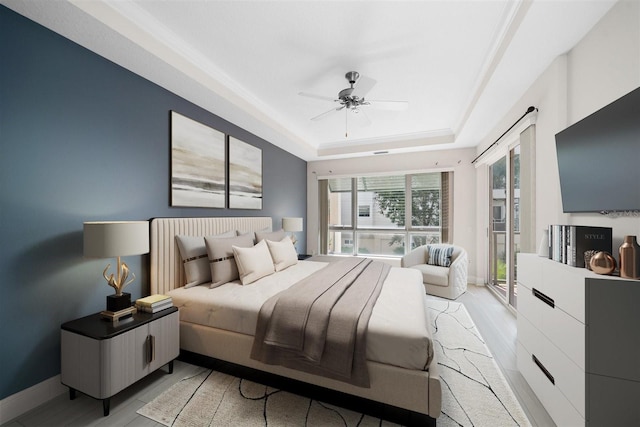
[168,260,434,371]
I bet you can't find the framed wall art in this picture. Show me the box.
[170,111,226,208]
[228,136,262,209]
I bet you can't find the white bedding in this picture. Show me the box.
[168,260,433,371]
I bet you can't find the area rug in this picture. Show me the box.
[427,299,531,427]
[138,300,531,426]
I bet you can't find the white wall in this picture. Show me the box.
[474,0,640,282]
[306,147,480,282]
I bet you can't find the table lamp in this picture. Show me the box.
[282,217,303,250]
[84,221,149,319]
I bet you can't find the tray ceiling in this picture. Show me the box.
[3,0,617,160]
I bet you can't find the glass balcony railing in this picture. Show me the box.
[327,227,441,257]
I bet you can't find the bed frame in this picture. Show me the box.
[150,217,441,419]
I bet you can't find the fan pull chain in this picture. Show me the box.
[345,109,348,138]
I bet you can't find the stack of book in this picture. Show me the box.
[548,225,612,267]
[135,294,173,313]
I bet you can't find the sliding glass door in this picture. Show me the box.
[488,145,520,307]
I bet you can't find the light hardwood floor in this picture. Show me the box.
[3,284,554,427]
[456,285,554,427]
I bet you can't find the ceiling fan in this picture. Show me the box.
[299,71,408,136]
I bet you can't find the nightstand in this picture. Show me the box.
[61,307,179,416]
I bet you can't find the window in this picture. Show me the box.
[320,172,453,257]
[493,205,505,223]
[327,177,352,228]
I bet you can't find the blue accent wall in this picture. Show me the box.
[0,6,306,400]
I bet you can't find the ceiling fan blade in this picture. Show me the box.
[366,100,409,111]
[351,75,377,98]
[311,106,345,121]
[298,91,336,102]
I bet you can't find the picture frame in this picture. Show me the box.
[170,111,226,208]
[228,136,262,209]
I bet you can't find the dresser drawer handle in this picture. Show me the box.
[532,354,555,385]
[532,288,554,308]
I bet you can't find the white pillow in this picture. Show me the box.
[232,240,275,285]
[176,231,234,288]
[266,237,298,271]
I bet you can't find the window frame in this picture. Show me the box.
[322,171,453,257]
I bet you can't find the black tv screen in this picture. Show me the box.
[555,86,640,213]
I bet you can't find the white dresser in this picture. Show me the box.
[517,253,640,427]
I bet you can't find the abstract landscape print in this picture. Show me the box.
[229,136,262,209]
[170,111,226,208]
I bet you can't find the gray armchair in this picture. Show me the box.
[401,244,468,299]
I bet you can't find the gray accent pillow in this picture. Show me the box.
[235,230,257,244]
[255,229,286,243]
[176,231,234,288]
[205,234,255,288]
[427,244,454,267]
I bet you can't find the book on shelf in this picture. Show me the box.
[136,294,172,307]
[136,299,173,313]
[548,225,612,267]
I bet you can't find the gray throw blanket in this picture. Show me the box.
[250,258,390,387]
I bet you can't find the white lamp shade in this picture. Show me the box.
[282,217,303,232]
[83,221,149,258]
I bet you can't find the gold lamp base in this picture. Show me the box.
[101,306,137,322]
[101,256,136,321]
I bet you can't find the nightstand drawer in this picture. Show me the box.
[135,311,180,374]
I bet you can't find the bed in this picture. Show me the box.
[149,216,441,420]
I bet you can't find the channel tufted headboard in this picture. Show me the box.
[150,217,273,295]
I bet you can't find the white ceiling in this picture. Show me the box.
[3,0,617,160]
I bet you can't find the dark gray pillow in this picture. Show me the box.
[176,231,234,288]
[205,234,255,288]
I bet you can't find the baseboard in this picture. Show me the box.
[0,375,66,424]
[468,275,484,285]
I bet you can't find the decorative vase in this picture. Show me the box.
[537,229,549,257]
[589,251,617,275]
[584,250,599,271]
[619,235,640,279]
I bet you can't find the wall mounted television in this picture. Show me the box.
[555,86,640,213]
